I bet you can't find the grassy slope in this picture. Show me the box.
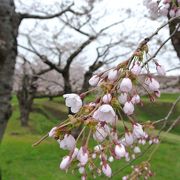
[0,93,180,180]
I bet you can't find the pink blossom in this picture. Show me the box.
[134,146,141,154]
[123,102,134,115]
[49,127,57,137]
[89,75,100,86]
[93,124,110,142]
[77,147,88,166]
[131,62,141,75]
[59,134,76,151]
[102,164,112,177]
[131,94,140,104]
[169,9,176,17]
[176,9,180,17]
[63,93,82,113]
[125,132,134,146]
[102,93,112,103]
[60,156,70,170]
[118,93,128,104]
[108,156,114,162]
[114,144,126,158]
[93,104,116,125]
[133,123,145,139]
[156,65,166,76]
[119,78,132,92]
[108,69,118,81]
[72,148,79,159]
[148,78,160,91]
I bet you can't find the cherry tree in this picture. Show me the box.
[0,0,96,141]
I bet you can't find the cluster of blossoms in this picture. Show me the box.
[47,42,166,179]
[122,161,154,180]
[143,0,180,18]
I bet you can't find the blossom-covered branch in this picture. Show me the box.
[33,16,179,180]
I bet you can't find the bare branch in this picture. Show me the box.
[20,3,74,20]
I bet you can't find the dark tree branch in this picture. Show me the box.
[19,3,74,20]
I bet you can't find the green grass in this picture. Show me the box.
[0,93,180,180]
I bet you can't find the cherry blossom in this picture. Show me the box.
[93,104,116,124]
[148,78,160,91]
[131,94,141,104]
[125,132,134,146]
[102,163,112,177]
[119,78,132,93]
[123,102,134,115]
[60,156,70,170]
[77,147,89,166]
[63,93,82,113]
[49,127,57,138]
[58,134,76,151]
[134,146,141,154]
[133,123,146,139]
[156,64,166,76]
[118,93,128,104]
[131,62,141,75]
[89,75,100,86]
[115,144,126,158]
[102,93,112,103]
[108,69,118,81]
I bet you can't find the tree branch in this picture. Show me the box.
[20,3,74,20]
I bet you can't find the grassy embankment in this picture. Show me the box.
[0,93,180,180]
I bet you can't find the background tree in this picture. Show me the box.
[0,0,87,141]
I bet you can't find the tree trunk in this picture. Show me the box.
[169,18,180,59]
[0,0,21,141]
[81,71,92,92]
[17,75,36,126]
[62,71,72,93]
[17,92,34,126]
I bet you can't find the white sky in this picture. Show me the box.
[15,0,180,75]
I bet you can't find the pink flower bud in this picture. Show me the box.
[93,124,110,142]
[89,75,100,86]
[125,132,134,145]
[108,69,118,81]
[169,9,176,17]
[148,78,160,91]
[102,164,112,177]
[60,156,70,170]
[79,167,85,174]
[176,9,180,17]
[72,148,79,159]
[102,93,112,103]
[134,146,141,153]
[49,127,57,137]
[133,123,145,139]
[119,78,132,92]
[59,134,76,151]
[131,94,140,104]
[118,93,127,104]
[108,156,114,162]
[131,62,141,75]
[123,102,134,115]
[156,65,166,76]
[114,144,126,158]
[77,147,89,166]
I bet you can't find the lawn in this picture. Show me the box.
[0,93,180,180]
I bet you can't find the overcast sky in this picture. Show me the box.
[15,0,180,75]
